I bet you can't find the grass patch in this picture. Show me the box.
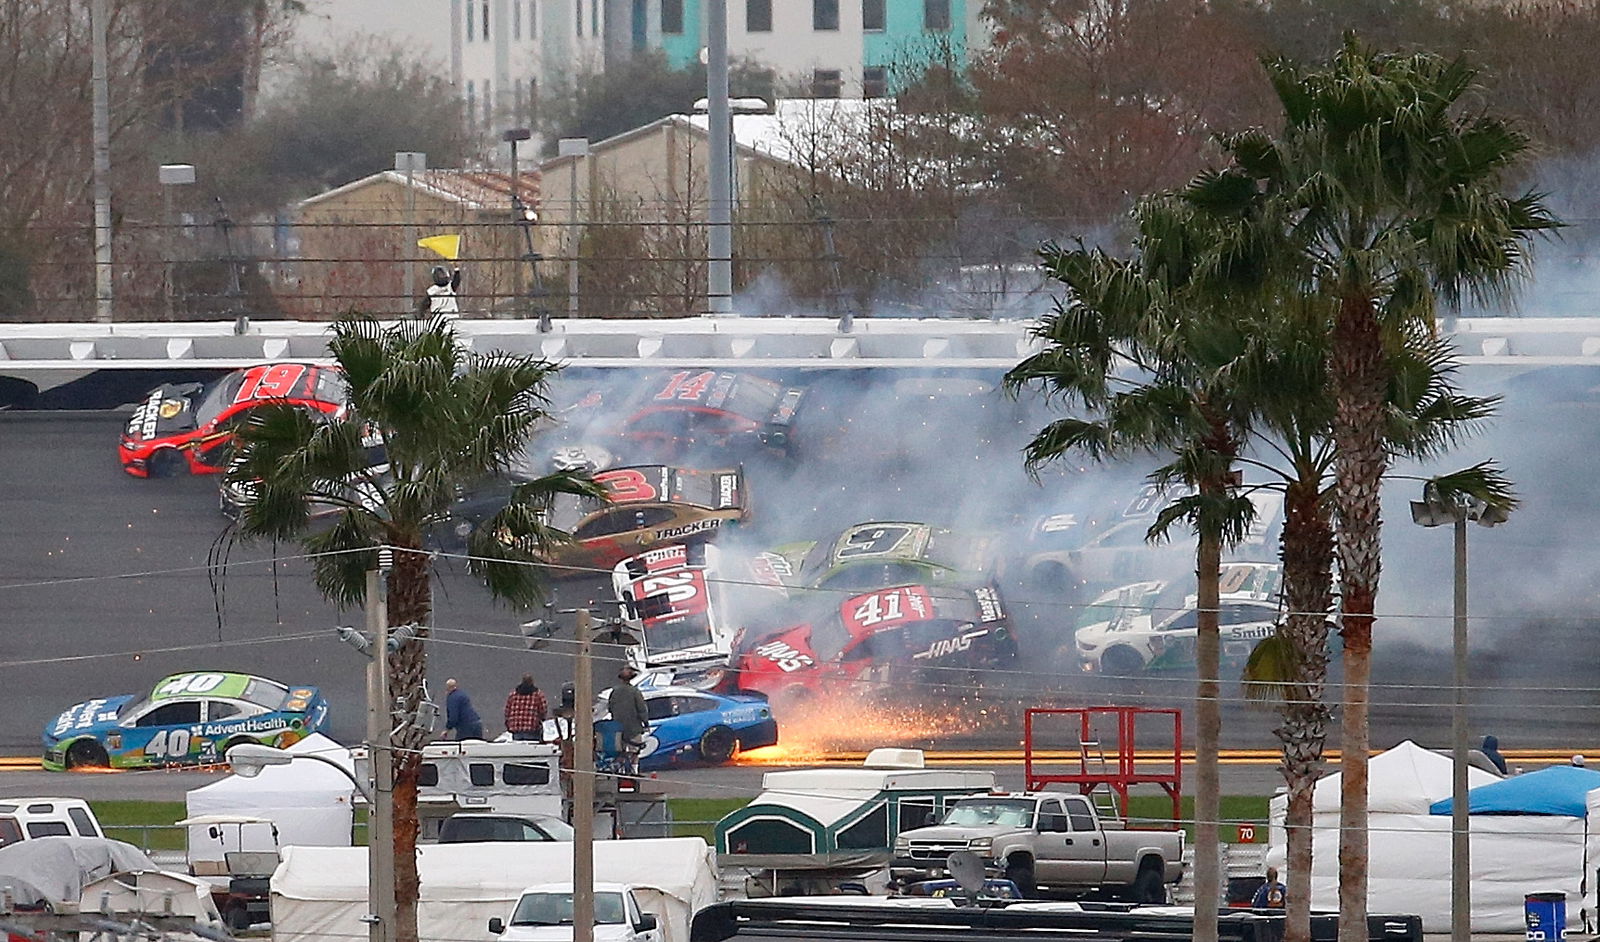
[92,800,188,852]
[1125,794,1270,842]
[668,797,749,842]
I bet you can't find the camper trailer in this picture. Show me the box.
[355,740,563,840]
[715,748,994,894]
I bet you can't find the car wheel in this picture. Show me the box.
[147,448,185,478]
[65,739,110,770]
[1004,856,1036,898]
[223,736,256,762]
[1100,646,1145,677]
[699,726,738,765]
[1130,865,1166,903]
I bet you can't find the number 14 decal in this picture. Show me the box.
[655,370,717,402]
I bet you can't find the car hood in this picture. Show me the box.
[45,694,136,741]
[122,383,205,442]
[903,824,1026,842]
[501,924,639,942]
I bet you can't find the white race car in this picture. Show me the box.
[1072,562,1283,675]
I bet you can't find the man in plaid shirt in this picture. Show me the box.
[504,674,547,741]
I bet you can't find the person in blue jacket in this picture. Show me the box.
[1252,867,1287,909]
[444,677,484,741]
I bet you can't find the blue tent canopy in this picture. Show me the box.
[1430,765,1600,817]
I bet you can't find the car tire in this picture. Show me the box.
[1004,856,1036,899]
[223,736,256,762]
[699,726,738,765]
[1100,646,1144,677]
[1131,865,1166,903]
[147,448,185,478]
[65,739,110,770]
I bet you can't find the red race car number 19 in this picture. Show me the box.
[233,364,308,404]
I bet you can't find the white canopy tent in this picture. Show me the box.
[1266,741,1599,931]
[271,838,718,942]
[183,733,355,863]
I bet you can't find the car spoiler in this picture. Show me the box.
[689,900,1423,942]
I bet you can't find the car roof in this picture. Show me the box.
[517,882,634,894]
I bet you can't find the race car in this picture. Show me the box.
[590,685,777,769]
[611,543,791,675]
[42,671,329,771]
[454,465,748,577]
[1021,484,1280,593]
[770,521,999,594]
[1072,561,1283,675]
[607,369,806,463]
[732,582,1013,705]
[120,362,348,477]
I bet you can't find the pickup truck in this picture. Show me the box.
[890,792,1184,900]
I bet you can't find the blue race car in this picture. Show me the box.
[43,671,330,771]
[595,685,776,770]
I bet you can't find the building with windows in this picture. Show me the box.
[638,0,985,99]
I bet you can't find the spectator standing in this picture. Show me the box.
[607,665,649,778]
[444,677,484,741]
[504,674,547,741]
[420,265,461,318]
[1252,867,1287,909]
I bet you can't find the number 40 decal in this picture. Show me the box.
[145,728,194,758]
[158,673,226,697]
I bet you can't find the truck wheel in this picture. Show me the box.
[699,726,738,764]
[1131,865,1166,903]
[65,739,110,770]
[1100,646,1144,677]
[1004,857,1036,898]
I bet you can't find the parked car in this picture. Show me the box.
[0,798,103,848]
[488,882,661,942]
[42,672,329,771]
[891,792,1184,900]
[438,813,574,844]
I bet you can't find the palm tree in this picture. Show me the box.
[1006,195,1261,937]
[227,315,601,942]
[1180,37,1555,936]
[1237,321,1500,942]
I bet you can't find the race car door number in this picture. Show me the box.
[234,364,308,404]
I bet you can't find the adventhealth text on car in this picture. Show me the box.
[43,672,329,771]
[593,684,777,768]
[120,363,347,478]
[1073,562,1283,675]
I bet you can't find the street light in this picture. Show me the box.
[1410,484,1510,942]
[158,164,196,319]
[503,128,533,317]
[225,743,374,804]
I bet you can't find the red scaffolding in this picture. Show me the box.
[1022,706,1183,821]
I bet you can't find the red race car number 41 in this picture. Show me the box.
[843,586,933,631]
[233,364,309,404]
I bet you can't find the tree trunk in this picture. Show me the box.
[386,538,432,942]
[1193,469,1225,942]
[1277,474,1335,942]
[1331,294,1388,942]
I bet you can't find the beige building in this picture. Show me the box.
[291,168,542,318]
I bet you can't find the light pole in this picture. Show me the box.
[91,0,113,324]
[704,0,733,316]
[395,152,427,313]
[503,128,532,314]
[1410,485,1510,942]
[557,139,589,317]
[573,608,594,942]
[158,164,195,319]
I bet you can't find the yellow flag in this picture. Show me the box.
[417,234,462,261]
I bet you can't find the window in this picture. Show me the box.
[662,0,683,33]
[513,0,521,37]
[419,762,440,787]
[528,78,539,123]
[27,821,70,839]
[0,819,21,847]
[898,796,937,833]
[592,0,599,36]
[812,69,842,99]
[504,762,551,786]
[137,700,201,726]
[469,762,496,786]
[813,0,838,30]
[69,807,97,837]
[923,0,949,30]
[207,701,241,720]
[726,818,813,854]
[645,697,676,721]
[466,0,475,40]
[746,0,771,31]
[484,80,493,124]
[1065,797,1097,832]
[482,0,491,39]
[529,0,538,36]
[26,804,53,815]
[466,81,476,126]
[576,0,583,35]
[837,803,888,850]
[672,695,717,714]
[862,0,884,31]
[862,66,887,98]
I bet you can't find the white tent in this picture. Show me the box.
[272,838,718,942]
[1266,741,1598,931]
[184,733,355,863]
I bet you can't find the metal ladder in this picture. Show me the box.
[1079,723,1124,821]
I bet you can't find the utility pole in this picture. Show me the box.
[365,567,395,942]
[1450,514,1469,942]
[90,0,114,324]
[396,153,426,313]
[704,0,733,315]
[558,139,589,317]
[573,608,594,942]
